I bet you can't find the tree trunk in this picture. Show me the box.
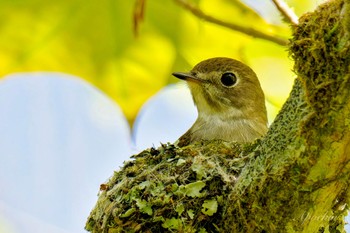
[86,0,350,232]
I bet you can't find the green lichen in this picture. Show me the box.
[86,141,252,232]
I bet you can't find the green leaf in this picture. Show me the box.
[175,204,185,215]
[185,181,206,197]
[201,199,218,216]
[161,217,182,230]
[136,199,153,216]
[150,182,164,196]
[187,209,195,219]
[171,183,179,192]
[191,163,206,180]
[175,181,206,197]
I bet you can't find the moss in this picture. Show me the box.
[85,140,256,232]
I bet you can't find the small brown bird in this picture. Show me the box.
[172,57,268,146]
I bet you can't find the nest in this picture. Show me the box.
[85,140,257,232]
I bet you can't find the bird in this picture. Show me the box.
[172,57,268,146]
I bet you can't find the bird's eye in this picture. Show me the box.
[220,72,237,87]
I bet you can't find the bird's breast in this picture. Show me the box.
[189,114,267,143]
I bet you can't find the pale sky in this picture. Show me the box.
[0,73,197,232]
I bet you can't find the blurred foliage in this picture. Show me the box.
[0,0,324,123]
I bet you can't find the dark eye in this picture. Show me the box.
[220,72,237,87]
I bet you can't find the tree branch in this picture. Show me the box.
[173,0,289,46]
[271,0,299,25]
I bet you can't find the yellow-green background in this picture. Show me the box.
[0,0,322,123]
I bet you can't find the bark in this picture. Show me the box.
[86,0,350,232]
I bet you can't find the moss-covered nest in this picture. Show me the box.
[85,140,258,232]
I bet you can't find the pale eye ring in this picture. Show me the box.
[220,72,237,87]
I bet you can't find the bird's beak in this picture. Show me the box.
[172,72,203,83]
